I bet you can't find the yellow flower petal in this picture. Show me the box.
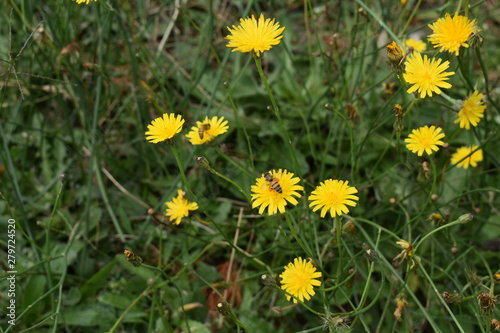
[404,125,445,156]
[145,113,185,143]
[403,38,427,53]
[165,189,199,225]
[72,0,96,4]
[454,91,486,129]
[226,14,285,56]
[279,257,322,303]
[428,13,477,56]
[451,145,483,169]
[309,179,359,218]
[403,52,454,98]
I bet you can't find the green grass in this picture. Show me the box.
[1,0,500,332]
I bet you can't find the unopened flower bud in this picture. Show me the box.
[364,248,380,262]
[345,268,355,288]
[442,291,462,304]
[458,213,473,224]
[347,103,359,125]
[196,156,211,169]
[216,301,232,317]
[387,41,405,73]
[393,104,404,132]
[261,274,278,288]
[123,249,143,267]
[468,27,484,49]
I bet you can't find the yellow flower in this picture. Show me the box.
[165,189,199,225]
[404,125,445,156]
[309,179,359,218]
[403,52,454,98]
[72,0,96,3]
[226,14,285,57]
[145,113,184,143]
[185,116,229,145]
[454,91,486,129]
[403,38,427,53]
[428,13,477,56]
[279,257,322,303]
[251,169,303,215]
[451,145,483,169]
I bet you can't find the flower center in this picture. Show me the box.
[421,70,431,81]
[327,192,339,203]
[420,138,432,147]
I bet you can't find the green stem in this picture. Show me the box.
[335,216,343,280]
[253,55,302,178]
[225,84,255,171]
[418,264,465,333]
[457,53,474,91]
[169,144,194,196]
[284,212,314,260]
[413,217,468,254]
[475,49,500,114]
[400,0,422,36]
[228,313,251,332]
[199,155,252,202]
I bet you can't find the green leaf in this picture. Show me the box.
[80,259,117,301]
[98,292,134,309]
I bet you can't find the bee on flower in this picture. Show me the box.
[186,116,229,145]
[250,169,303,215]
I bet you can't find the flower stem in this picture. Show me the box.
[225,84,255,171]
[475,48,500,114]
[199,155,252,202]
[169,144,194,196]
[335,216,343,280]
[457,52,474,91]
[253,55,303,178]
[413,217,468,253]
[284,212,314,260]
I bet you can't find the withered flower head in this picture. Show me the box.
[442,291,462,304]
[394,293,408,322]
[478,292,498,315]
